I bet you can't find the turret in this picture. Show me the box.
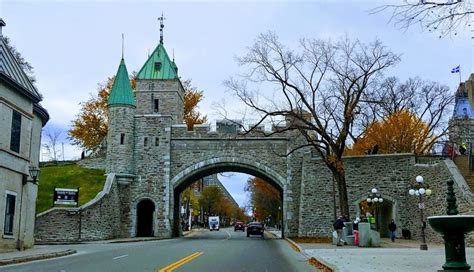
[106,58,136,181]
[134,18,184,123]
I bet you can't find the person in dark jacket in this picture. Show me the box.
[388,219,397,242]
[333,216,345,246]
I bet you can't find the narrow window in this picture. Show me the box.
[120,133,125,145]
[4,194,16,235]
[10,111,21,153]
[154,99,159,113]
[154,62,162,71]
[144,137,148,146]
[155,137,159,146]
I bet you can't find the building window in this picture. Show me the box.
[154,62,162,71]
[120,133,125,145]
[144,137,148,146]
[4,193,16,236]
[10,110,21,153]
[154,99,159,113]
[155,137,159,146]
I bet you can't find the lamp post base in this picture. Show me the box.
[420,244,428,250]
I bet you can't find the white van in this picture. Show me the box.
[209,216,220,231]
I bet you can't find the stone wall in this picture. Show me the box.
[77,157,106,170]
[297,153,474,243]
[35,173,121,242]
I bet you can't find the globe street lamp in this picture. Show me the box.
[408,175,432,251]
[366,187,383,231]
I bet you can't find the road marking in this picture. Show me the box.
[224,230,231,240]
[113,254,129,260]
[157,251,204,272]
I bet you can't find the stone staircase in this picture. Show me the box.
[453,156,474,191]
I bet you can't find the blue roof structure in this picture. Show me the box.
[453,96,474,119]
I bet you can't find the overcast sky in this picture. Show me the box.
[1,0,472,207]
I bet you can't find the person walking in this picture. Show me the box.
[353,217,360,246]
[333,216,345,246]
[388,219,397,242]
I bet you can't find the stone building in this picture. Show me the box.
[35,27,474,244]
[449,74,474,147]
[0,19,49,251]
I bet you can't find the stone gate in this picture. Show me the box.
[35,36,474,243]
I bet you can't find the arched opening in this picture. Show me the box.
[359,198,394,238]
[171,162,285,239]
[136,199,155,237]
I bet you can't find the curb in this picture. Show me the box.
[0,249,77,266]
[284,238,336,272]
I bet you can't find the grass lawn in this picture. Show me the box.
[36,164,105,214]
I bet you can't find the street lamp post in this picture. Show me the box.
[366,187,383,231]
[408,175,432,251]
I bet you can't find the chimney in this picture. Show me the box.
[0,18,5,37]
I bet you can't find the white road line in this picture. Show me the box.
[113,254,129,260]
[225,230,231,240]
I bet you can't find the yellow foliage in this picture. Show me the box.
[346,110,434,155]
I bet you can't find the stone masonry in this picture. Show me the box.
[35,37,474,243]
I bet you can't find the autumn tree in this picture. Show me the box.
[198,186,225,216]
[226,32,399,218]
[245,177,281,224]
[346,110,436,155]
[183,79,207,130]
[69,77,205,152]
[352,77,454,149]
[373,1,473,36]
[68,77,115,153]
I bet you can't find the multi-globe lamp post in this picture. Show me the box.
[408,175,432,251]
[366,188,383,231]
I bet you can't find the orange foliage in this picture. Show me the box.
[246,177,281,223]
[69,77,205,151]
[346,110,434,155]
[182,79,207,130]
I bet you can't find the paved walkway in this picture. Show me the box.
[0,245,75,266]
[299,239,474,272]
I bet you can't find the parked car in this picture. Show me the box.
[234,221,245,232]
[247,222,264,237]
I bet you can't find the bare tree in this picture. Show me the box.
[358,77,454,153]
[225,32,400,218]
[42,126,63,162]
[374,0,473,37]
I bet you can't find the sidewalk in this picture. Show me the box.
[298,238,474,272]
[0,245,76,266]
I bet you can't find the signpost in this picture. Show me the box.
[53,187,79,207]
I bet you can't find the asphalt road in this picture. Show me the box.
[1,228,315,272]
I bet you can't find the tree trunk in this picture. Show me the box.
[330,163,350,220]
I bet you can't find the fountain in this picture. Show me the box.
[428,178,474,271]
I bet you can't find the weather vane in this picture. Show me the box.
[158,13,166,44]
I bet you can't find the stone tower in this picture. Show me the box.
[106,58,136,184]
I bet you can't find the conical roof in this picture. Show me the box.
[108,58,135,107]
[137,43,178,80]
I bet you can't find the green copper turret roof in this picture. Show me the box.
[108,59,136,107]
[137,43,178,80]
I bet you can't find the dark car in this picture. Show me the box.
[246,222,264,237]
[234,221,245,232]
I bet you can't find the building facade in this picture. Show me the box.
[0,19,49,251]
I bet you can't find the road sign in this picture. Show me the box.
[53,187,79,206]
[418,203,425,209]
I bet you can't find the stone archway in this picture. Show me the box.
[170,157,287,238]
[136,199,155,237]
[354,195,398,238]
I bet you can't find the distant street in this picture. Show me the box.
[2,228,314,272]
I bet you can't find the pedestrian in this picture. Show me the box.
[333,215,345,246]
[353,217,360,246]
[388,219,397,242]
